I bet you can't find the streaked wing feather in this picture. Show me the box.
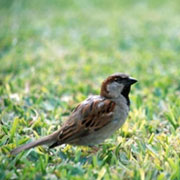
[52,98,116,146]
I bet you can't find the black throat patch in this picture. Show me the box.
[121,85,131,106]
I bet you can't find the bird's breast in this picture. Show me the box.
[111,101,129,129]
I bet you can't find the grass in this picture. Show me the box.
[0,0,180,179]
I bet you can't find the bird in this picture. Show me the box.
[11,73,137,155]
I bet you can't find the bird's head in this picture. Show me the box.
[100,73,137,104]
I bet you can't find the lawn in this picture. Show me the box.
[0,0,180,179]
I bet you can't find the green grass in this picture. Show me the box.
[0,0,180,179]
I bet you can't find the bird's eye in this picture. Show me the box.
[114,78,120,82]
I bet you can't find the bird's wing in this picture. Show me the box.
[50,98,116,147]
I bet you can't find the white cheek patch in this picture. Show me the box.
[107,82,123,92]
[107,83,117,92]
[107,82,124,97]
[118,84,124,93]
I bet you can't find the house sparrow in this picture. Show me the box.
[11,73,137,155]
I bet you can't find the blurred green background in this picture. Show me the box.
[0,0,180,179]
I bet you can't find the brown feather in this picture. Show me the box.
[49,98,116,147]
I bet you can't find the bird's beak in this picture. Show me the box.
[127,77,138,85]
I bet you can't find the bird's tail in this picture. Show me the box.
[10,131,59,155]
